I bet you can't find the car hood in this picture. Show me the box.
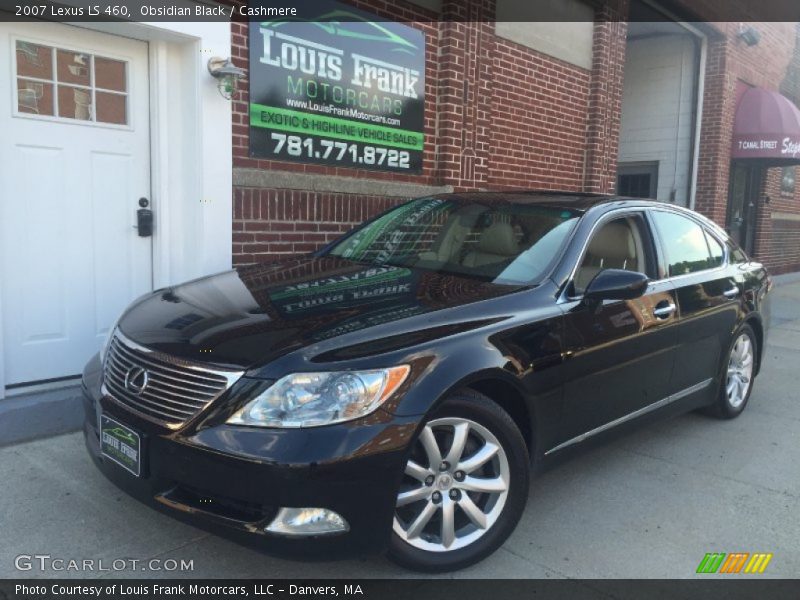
[117,256,527,370]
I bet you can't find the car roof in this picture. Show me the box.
[430,190,640,211]
[427,191,731,240]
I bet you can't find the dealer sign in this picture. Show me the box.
[248,1,426,173]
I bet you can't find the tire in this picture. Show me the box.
[387,390,530,572]
[707,324,758,419]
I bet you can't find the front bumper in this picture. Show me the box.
[81,354,419,559]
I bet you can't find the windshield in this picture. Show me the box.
[324,197,582,285]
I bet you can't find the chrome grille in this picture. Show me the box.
[103,331,243,428]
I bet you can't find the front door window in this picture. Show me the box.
[15,40,129,125]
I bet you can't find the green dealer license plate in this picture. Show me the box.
[100,415,141,477]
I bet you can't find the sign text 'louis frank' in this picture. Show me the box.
[248,0,426,172]
[260,30,421,100]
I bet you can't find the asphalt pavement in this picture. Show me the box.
[1,277,799,579]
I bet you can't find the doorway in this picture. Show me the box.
[0,22,153,388]
[618,4,704,206]
[726,163,762,256]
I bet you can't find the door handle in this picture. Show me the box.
[723,285,740,299]
[653,302,676,319]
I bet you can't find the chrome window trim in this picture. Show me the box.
[111,330,243,382]
[652,263,729,285]
[559,204,731,304]
[702,227,729,270]
[544,378,714,456]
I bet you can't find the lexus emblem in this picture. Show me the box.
[124,366,149,395]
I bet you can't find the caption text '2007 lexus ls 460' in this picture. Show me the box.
[82,192,771,572]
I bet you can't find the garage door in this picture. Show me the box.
[0,22,152,388]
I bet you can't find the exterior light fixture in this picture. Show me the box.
[207,57,245,100]
[737,25,761,47]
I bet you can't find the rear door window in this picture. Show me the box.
[651,211,713,277]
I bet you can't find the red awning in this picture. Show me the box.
[731,86,800,164]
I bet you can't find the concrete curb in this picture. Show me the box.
[0,385,84,447]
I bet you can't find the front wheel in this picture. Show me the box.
[387,391,530,572]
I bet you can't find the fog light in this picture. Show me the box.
[265,507,349,537]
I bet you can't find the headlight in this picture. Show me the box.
[227,366,410,428]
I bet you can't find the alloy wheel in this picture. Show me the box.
[726,332,754,408]
[393,417,510,552]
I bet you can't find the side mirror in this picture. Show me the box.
[584,269,649,302]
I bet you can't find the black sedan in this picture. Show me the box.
[82,192,771,571]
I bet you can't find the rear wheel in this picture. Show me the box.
[709,324,757,419]
[387,391,529,572]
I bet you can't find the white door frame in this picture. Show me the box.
[0,20,233,398]
[80,20,234,288]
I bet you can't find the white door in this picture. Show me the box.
[0,22,152,388]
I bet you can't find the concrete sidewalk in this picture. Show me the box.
[0,277,798,579]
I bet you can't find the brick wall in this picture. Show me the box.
[694,21,800,273]
[583,4,628,194]
[760,25,800,274]
[232,189,402,264]
[488,38,591,188]
[228,0,628,266]
[758,166,800,274]
[228,1,800,274]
